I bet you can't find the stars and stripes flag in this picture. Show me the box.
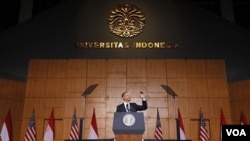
[44,108,55,141]
[154,108,163,140]
[220,109,226,141]
[88,108,98,139]
[240,111,247,125]
[199,110,209,141]
[69,109,79,140]
[178,108,186,140]
[24,109,36,141]
[0,110,12,141]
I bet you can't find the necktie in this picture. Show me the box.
[126,103,130,112]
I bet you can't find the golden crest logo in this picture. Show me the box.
[108,4,146,38]
[76,3,179,49]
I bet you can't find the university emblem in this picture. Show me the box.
[108,4,146,38]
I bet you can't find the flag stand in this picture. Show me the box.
[79,97,86,140]
[161,84,180,141]
[174,96,180,141]
[80,84,99,140]
[79,117,84,140]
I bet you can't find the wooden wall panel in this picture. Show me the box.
[186,59,207,79]
[167,78,188,97]
[167,97,178,118]
[86,78,106,98]
[106,97,121,114]
[107,59,127,78]
[182,118,191,140]
[189,118,203,141]
[107,77,126,88]
[231,80,250,100]
[0,79,25,141]
[43,99,65,118]
[23,98,45,117]
[27,59,49,78]
[228,80,250,124]
[176,98,189,118]
[67,59,87,78]
[187,78,208,97]
[205,59,227,78]
[209,98,231,119]
[127,59,146,78]
[147,98,168,109]
[16,59,235,141]
[105,118,115,138]
[169,118,178,139]
[166,59,187,79]
[25,78,47,97]
[64,98,83,118]
[46,78,68,97]
[66,78,86,97]
[147,59,166,78]
[85,98,107,118]
[207,78,229,98]
[210,118,220,141]
[48,59,68,78]
[127,77,147,94]
[147,78,166,93]
[185,98,210,118]
[87,59,107,78]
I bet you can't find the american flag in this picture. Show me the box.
[199,111,209,141]
[69,109,79,140]
[154,108,163,140]
[24,109,36,141]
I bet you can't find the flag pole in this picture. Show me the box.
[80,84,98,140]
[79,97,86,141]
[174,96,180,141]
[161,84,179,141]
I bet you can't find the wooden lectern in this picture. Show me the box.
[113,112,145,141]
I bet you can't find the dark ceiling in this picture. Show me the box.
[0,0,250,83]
[1,0,250,32]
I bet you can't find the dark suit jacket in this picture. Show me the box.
[116,100,147,112]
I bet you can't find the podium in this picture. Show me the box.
[112,112,145,141]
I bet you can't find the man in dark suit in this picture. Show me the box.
[116,91,148,112]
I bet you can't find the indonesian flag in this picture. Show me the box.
[220,109,226,141]
[178,108,186,140]
[240,111,247,125]
[88,108,98,139]
[0,111,12,141]
[44,109,54,141]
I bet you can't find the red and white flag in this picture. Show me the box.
[240,111,247,125]
[0,111,12,141]
[178,108,186,140]
[88,108,98,139]
[220,109,226,141]
[44,109,55,141]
